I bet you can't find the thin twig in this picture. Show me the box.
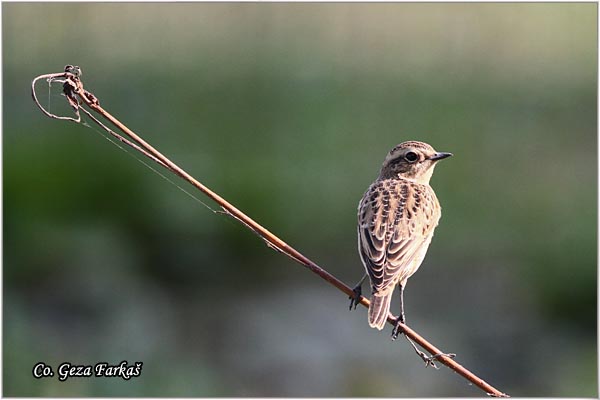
[31,66,509,398]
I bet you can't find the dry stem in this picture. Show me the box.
[31,66,509,398]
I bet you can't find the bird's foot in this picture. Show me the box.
[391,315,405,340]
[348,284,362,310]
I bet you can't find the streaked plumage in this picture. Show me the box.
[357,141,451,330]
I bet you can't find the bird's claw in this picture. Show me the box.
[348,285,362,310]
[391,316,405,340]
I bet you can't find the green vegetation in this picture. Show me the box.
[4,3,597,396]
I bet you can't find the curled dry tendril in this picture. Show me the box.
[31,65,509,398]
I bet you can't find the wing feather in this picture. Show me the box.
[358,179,441,294]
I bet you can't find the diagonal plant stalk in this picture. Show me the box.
[31,66,509,398]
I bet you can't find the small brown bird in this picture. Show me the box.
[351,141,452,338]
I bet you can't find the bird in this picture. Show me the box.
[350,141,452,339]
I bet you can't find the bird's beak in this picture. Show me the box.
[428,152,453,161]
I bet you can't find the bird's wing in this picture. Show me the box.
[358,180,440,294]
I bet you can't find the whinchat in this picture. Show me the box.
[351,141,452,338]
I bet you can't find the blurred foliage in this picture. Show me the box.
[4,2,597,397]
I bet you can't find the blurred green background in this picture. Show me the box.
[3,3,597,397]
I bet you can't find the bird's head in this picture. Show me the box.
[379,141,452,184]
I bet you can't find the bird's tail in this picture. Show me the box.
[368,292,393,330]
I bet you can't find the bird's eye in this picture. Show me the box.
[404,151,419,162]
